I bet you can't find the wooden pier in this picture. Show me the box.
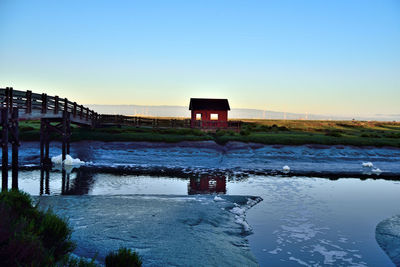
[0,87,98,191]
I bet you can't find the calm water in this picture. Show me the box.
[7,169,400,266]
[2,141,400,266]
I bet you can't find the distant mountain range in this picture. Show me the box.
[86,104,400,121]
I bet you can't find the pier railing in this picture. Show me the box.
[0,87,98,124]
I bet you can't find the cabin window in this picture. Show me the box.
[196,113,202,120]
[210,114,218,120]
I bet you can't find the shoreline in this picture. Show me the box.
[18,120,400,148]
[5,140,400,180]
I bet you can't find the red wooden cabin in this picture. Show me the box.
[189,98,230,129]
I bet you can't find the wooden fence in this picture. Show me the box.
[99,115,241,131]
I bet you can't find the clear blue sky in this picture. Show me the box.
[0,0,399,116]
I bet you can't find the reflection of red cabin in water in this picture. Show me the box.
[188,175,226,195]
[189,98,230,129]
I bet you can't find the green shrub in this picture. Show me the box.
[19,126,35,132]
[215,129,226,137]
[386,133,400,138]
[0,190,75,266]
[240,129,250,136]
[360,133,381,138]
[105,248,142,267]
[325,131,342,137]
[38,211,75,260]
[226,130,236,136]
[255,125,271,132]
[59,255,99,267]
[278,126,289,131]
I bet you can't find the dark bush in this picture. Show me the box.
[360,133,381,138]
[240,129,250,136]
[325,131,342,137]
[215,129,236,136]
[226,130,236,136]
[159,128,205,136]
[386,133,400,139]
[215,129,225,136]
[19,126,35,132]
[255,125,271,132]
[0,190,75,266]
[101,128,123,134]
[105,247,142,267]
[59,255,99,267]
[38,211,75,260]
[337,123,357,128]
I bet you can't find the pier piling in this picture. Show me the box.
[1,108,8,191]
[11,108,19,190]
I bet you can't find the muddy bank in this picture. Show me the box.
[8,141,400,179]
[36,194,262,266]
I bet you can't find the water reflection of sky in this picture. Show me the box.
[10,170,400,266]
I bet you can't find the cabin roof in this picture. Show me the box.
[189,98,230,111]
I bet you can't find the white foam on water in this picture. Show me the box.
[51,154,85,166]
[312,244,347,264]
[289,256,310,266]
[229,197,263,233]
[281,223,321,241]
[235,216,251,232]
[231,207,246,216]
[311,244,366,266]
[213,196,224,201]
[372,168,382,174]
[268,247,282,254]
[51,154,63,165]
[282,165,290,173]
[362,162,373,168]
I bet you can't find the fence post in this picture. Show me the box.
[26,90,32,113]
[5,87,9,111]
[1,108,9,191]
[80,105,83,119]
[41,93,47,113]
[9,87,13,113]
[40,119,44,166]
[11,107,19,190]
[73,102,77,117]
[64,98,68,113]
[54,96,59,114]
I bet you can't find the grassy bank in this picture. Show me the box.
[18,119,400,147]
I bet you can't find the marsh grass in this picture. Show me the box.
[105,248,142,267]
[18,119,400,147]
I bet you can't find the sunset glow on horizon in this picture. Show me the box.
[0,0,399,117]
